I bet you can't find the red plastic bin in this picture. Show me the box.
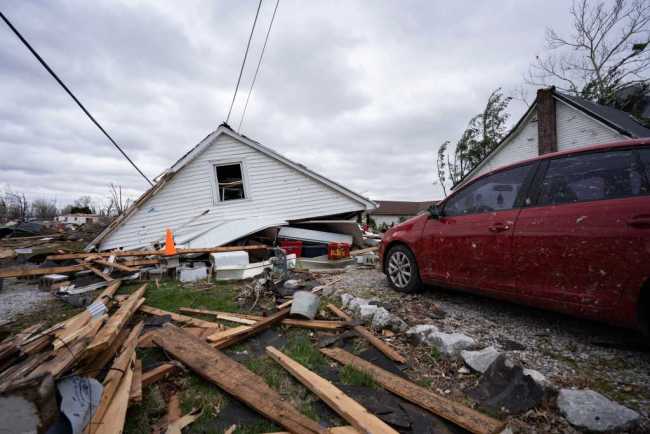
[328,242,350,260]
[280,240,303,256]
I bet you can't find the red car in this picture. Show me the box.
[380,139,650,331]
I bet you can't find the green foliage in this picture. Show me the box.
[284,331,325,371]
[428,346,441,362]
[339,365,377,388]
[134,279,239,313]
[436,88,512,192]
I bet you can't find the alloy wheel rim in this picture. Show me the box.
[388,251,411,288]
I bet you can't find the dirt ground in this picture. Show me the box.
[330,268,650,433]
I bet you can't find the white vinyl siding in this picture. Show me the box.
[555,100,625,151]
[99,134,365,250]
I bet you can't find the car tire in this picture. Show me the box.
[385,245,421,293]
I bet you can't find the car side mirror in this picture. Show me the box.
[428,205,441,219]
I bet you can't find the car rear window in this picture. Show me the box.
[537,149,648,206]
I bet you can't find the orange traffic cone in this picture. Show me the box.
[164,229,177,256]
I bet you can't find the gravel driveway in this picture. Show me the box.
[329,267,650,433]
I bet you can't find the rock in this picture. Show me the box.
[283,279,301,290]
[340,293,354,308]
[371,307,392,330]
[372,308,408,333]
[406,324,439,345]
[466,354,544,415]
[461,346,500,373]
[557,389,640,432]
[321,285,337,297]
[523,368,552,389]
[428,332,475,356]
[358,304,379,322]
[348,297,370,314]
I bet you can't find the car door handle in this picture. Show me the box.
[488,223,510,233]
[627,215,650,228]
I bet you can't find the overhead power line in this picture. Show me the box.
[238,0,280,132]
[225,0,263,124]
[0,11,154,187]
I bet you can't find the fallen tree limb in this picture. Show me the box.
[321,347,506,434]
[327,304,406,364]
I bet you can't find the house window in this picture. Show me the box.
[215,163,246,201]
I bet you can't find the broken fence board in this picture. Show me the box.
[327,304,406,364]
[321,348,506,434]
[139,305,225,330]
[152,324,325,434]
[46,244,269,261]
[180,308,345,331]
[266,346,399,434]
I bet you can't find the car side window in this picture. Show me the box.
[639,148,650,189]
[537,149,647,206]
[444,164,532,217]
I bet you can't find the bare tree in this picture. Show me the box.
[108,183,132,216]
[527,0,650,104]
[31,199,58,219]
[4,192,30,221]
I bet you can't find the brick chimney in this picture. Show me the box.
[536,87,558,155]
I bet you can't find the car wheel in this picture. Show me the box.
[385,245,421,293]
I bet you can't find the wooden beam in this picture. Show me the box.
[211,308,291,349]
[91,356,135,434]
[89,321,144,429]
[264,428,358,434]
[139,305,225,329]
[46,244,269,261]
[77,260,113,282]
[82,327,130,376]
[87,285,146,354]
[266,346,399,434]
[0,264,85,278]
[327,304,406,364]
[152,324,325,434]
[92,259,138,273]
[321,348,506,434]
[129,359,143,403]
[142,363,177,387]
[207,325,253,345]
[180,308,345,331]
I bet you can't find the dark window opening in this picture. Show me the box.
[215,163,245,201]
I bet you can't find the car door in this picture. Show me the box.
[420,163,535,293]
[512,147,650,314]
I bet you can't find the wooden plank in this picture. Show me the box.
[129,359,143,402]
[211,308,291,349]
[152,324,325,434]
[321,348,506,434]
[87,285,146,354]
[82,327,130,376]
[180,308,345,330]
[123,258,160,267]
[266,346,399,434]
[0,264,85,278]
[46,244,269,261]
[207,325,253,344]
[265,427,358,434]
[89,321,144,429]
[139,327,219,348]
[142,363,177,387]
[92,258,138,273]
[78,260,113,282]
[91,356,135,434]
[327,304,406,364]
[139,305,225,329]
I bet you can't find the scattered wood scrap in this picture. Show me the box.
[139,305,225,330]
[152,324,326,434]
[327,304,406,364]
[265,427,358,434]
[321,347,506,434]
[180,307,345,331]
[266,346,399,434]
[45,244,269,261]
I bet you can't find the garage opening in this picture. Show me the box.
[215,163,245,201]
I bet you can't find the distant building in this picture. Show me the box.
[368,200,436,227]
[56,213,99,225]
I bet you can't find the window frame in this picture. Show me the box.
[208,159,251,205]
[441,161,539,217]
[526,146,650,209]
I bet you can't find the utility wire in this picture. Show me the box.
[0,11,154,187]
[238,0,280,132]
[225,0,263,124]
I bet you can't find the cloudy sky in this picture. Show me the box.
[0,0,573,208]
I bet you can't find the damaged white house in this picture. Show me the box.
[88,125,376,251]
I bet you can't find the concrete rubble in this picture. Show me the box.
[557,389,640,432]
[461,346,500,373]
